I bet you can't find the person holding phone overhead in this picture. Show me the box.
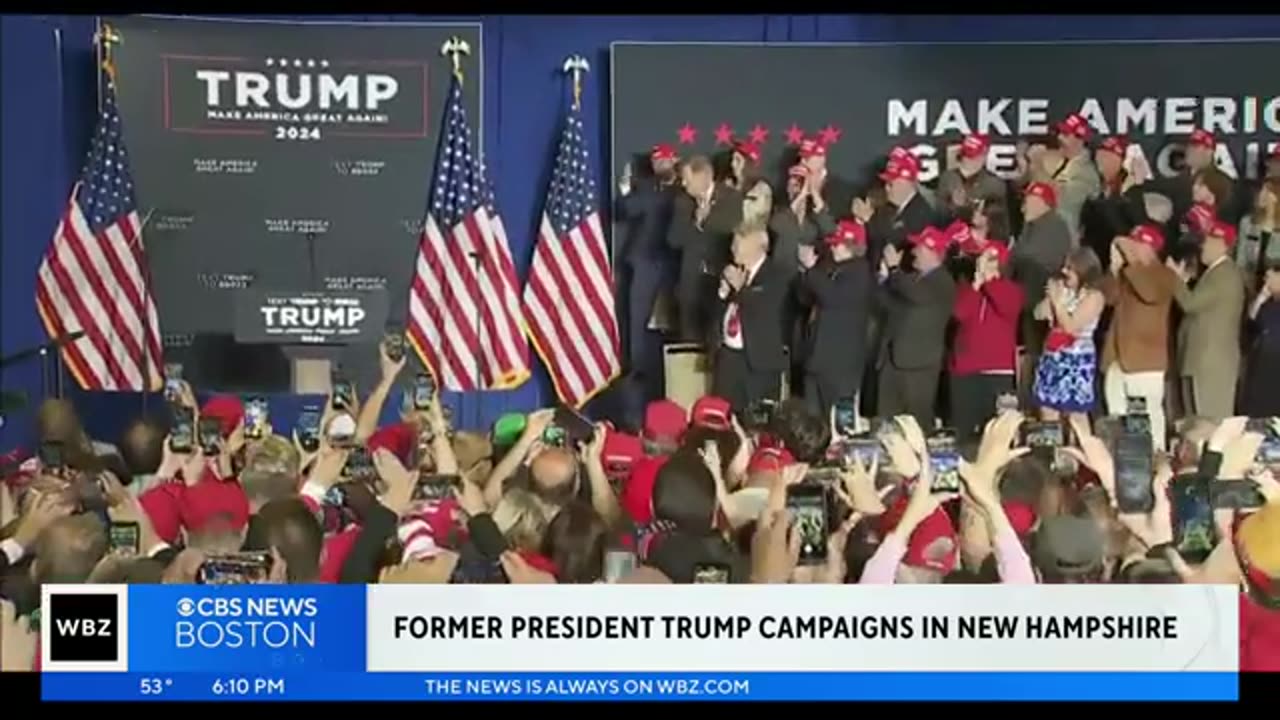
[1032,247,1106,428]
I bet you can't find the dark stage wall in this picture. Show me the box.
[4,14,1280,451]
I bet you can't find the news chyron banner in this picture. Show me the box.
[106,15,481,338]
[42,584,1238,701]
[610,40,1280,219]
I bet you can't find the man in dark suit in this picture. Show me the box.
[876,226,957,430]
[855,152,938,273]
[616,144,682,399]
[668,155,744,342]
[710,224,788,413]
[798,219,874,419]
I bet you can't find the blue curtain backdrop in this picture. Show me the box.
[4,13,1280,451]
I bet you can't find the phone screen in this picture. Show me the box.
[38,442,65,471]
[554,406,596,445]
[844,435,882,469]
[243,396,269,440]
[296,407,322,453]
[1114,429,1154,513]
[927,434,961,493]
[786,485,829,565]
[163,363,183,402]
[384,331,406,362]
[833,398,858,438]
[745,399,778,431]
[109,522,141,555]
[331,371,355,410]
[412,473,460,502]
[327,412,357,449]
[197,552,273,585]
[603,550,637,583]
[1211,479,1266,510]
[692,563,730,584]
[342,447,377,483]
[197,417,223,455]
[170,406,195,453]
[1171,475,1216,563]
[413,373,435,410]
[542,425,568,448]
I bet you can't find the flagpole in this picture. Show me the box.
[52,25,68,401]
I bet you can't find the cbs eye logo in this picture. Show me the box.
[41,586,128,671]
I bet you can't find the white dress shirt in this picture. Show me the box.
[721,255,768,350]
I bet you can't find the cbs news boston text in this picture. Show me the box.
[39,584,1238,701]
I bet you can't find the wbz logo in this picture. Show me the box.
[41,585,128,671]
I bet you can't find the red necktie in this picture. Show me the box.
[726,303,742,339]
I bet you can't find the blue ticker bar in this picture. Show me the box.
[42,671,1238,701]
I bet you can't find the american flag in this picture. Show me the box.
[406,73,529,391]
[522,101,620,408]
[35,65,162,391]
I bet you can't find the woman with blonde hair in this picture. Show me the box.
[1237,177,1280,293]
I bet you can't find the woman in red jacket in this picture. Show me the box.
[949,243,1025,444]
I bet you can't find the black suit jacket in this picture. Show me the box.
[667,184,744,295]
[801,257,873,376]
[877,266,957,370]
[617,180,680,272]
[866,192,937,271]
[711,258,789,372]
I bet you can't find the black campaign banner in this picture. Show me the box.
[611,40,1280,221]
[108,16,481,338]
[233,289,388,345]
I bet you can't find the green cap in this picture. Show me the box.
[491,413,527,448]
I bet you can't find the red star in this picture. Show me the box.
[676,123,697,145]
[818,124,843,146]
[784,123,806,146]
[747,124,769,145]
[713,122,735,146]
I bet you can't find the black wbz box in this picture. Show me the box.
[49,594,118,662]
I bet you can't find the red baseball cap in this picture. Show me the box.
[748,446,795,474]
[1025,181,1058,209]
[733,140,761,165]
[878,495,958,574]
[1098,136,1129,158]
[879,160,919,183]
[602,428,644,470]
[943,220,972,247]
[1188,129,1216,150]
[180,474,250,534]
[200,395,245,438]
[1206,220,1238,248]
[1056,113,1093,141]
[888,146,919,169]
[825,219,867,248]
[1130,224,1166,253]
[788,164,808,179]
[1003,501,1038,538]
[650,143,677,161]
[1187,202,1215,234]
[959,133,990,159]
[908,226,950,256]
[799,138,827,159]
[691,395,732,431]
[643,400,687,444]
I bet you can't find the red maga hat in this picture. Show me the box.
[1025,181,1058,209]
[650,143,678,161]
[959,133,990,159]
[1056,113,1093,141]
[1187,128,1216,150]
[825,219,867,248]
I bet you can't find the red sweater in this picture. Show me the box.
[949,278,1024,376]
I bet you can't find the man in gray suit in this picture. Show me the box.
[875,226,957,430]
[1168,220,1246,421]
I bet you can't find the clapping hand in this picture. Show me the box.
[798,244,819,271]
[882,244,903,270]
[723,264,748,292]
[851,197,874,223]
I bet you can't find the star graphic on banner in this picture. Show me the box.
[784,123,806,146]
[747,123,769,145]
[713,122,735,146]
[677,123,698,145]
[818,124,843,146]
